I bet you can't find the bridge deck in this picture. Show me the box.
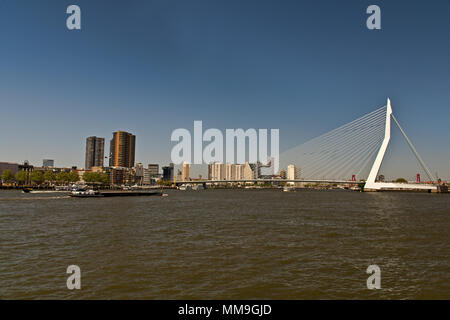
[175,179,359,185]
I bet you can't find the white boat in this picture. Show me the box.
[192,184,205,191]
[23,184,85,194]
[178,184,193,191]
[283,186,296,192]
[28,190,70,194]
[70,190,103,197]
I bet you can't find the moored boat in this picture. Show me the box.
[178,184,193,191]
[70,190,103,198]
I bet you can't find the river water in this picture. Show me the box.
[0,189,448,299]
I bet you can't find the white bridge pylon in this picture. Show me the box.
[364,98,437,191]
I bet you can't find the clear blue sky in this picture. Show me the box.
[0,0,449,179]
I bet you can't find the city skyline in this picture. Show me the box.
[1,1,449,179]
[0,122,447,182]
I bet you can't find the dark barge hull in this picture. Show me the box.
[70,191,163,198]
[102,191,163,197]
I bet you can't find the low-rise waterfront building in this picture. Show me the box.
[181,162,190,181]
[134,163,144,185]
[208,162,257,181]
[148,164,159,177]
[162,163,174,181]
[208,162,225,180]
[0,162,20,184]
[232,164,244,180]
[43,159,54,168]
[246,162,259,179]
[107,167,134,185]
[287,164,301,186]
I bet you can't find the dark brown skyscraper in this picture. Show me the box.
[109,131,136,168]
[85,136,105,169]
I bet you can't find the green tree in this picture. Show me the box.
[82,171,93,183]
[100,173,109,184]
[43,171,55,183]
[30,171,44,185]
[395,178,408,183]
[15,171,28,185]
[68,171,80,183]
[1,169,15,183]
[93,172,102,182]
[82,172,109,184]
[56,171,69,183]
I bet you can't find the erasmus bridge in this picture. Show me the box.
[180,99,441,192]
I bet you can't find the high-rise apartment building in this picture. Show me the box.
[109,131,136,168]
[85,136,105,169]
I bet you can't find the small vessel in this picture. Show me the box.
[70,190,103,198]
[192,184,205,191]
[283,186,296,192]
[245,185,262,189]
[55,184,85,192]
[22,187,70,194]
[178,184,193,191]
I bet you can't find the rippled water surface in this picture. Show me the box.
[0,189,449,299]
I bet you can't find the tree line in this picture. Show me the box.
[1,170,109,185]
